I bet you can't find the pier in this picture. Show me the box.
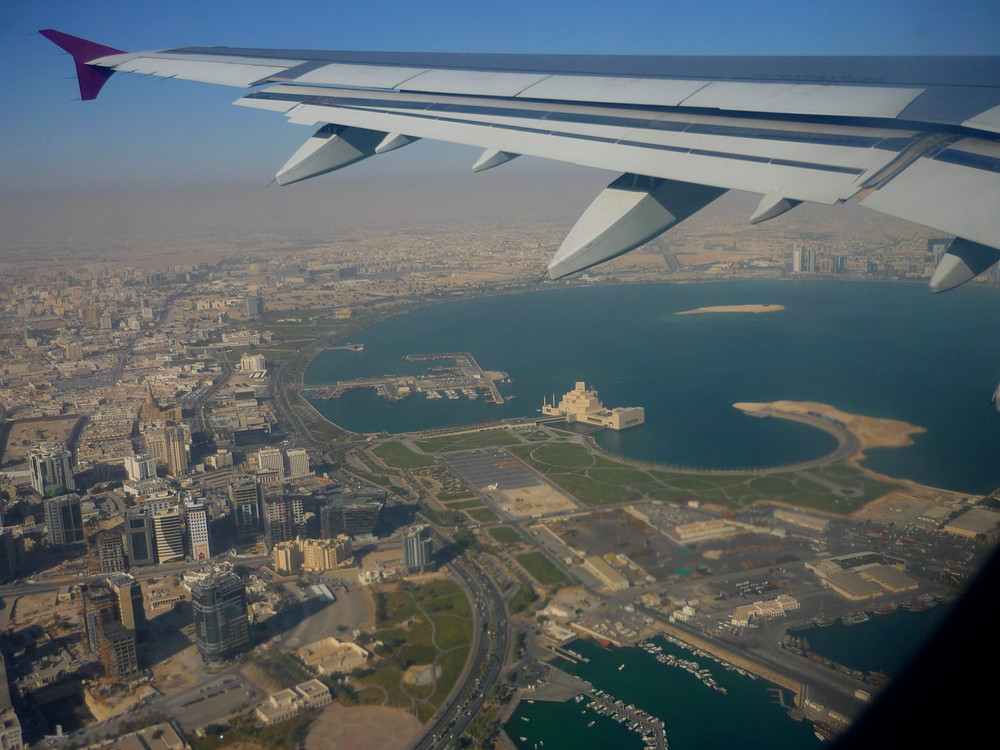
[515,664,668,750]
[300,351,507,404]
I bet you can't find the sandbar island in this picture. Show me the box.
[677,304,785,315]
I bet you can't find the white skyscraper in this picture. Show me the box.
[185,500,211,561]
[401,524,434,574]
[124,454,157,481]
[256,448,285,481]
[29,444,75,496]
[284,448,310,479]
[153,507,184,564]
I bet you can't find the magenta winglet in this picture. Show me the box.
[40,29,125,100]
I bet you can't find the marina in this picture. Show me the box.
[301,351,507,404]
[507,634,821,750]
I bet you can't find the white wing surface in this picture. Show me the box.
[41,29,1000,287]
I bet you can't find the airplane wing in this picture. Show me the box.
[40,29,1000,288]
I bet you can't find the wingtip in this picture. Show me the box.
[40,29,125,101]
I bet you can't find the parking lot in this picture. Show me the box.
[441,449,541,491]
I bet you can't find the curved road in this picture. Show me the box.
[412,530,509,750]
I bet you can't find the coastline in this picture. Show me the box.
[732,401,972,518]
[732,401,925,465]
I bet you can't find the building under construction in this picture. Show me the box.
[81,579,141,681]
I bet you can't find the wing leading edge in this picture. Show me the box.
[41,29,1000,287]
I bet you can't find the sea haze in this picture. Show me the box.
[305,280,1000,494]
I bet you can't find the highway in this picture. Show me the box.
[413,529,510,750]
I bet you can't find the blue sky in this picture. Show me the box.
[2,0,999,242]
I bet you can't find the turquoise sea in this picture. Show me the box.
[305,280,1000,493]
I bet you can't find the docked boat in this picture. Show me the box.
[843,611,870,625]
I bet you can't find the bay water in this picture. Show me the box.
[305,280,1000,493]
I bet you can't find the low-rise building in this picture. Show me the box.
[272,536,354,574]
[773,508,829,533]
[943,507,1000,541]
[670,519,739,543]
[296,637,369,675]
[582,555,629,591]
[255,680,331,726]
[730,594,801,627]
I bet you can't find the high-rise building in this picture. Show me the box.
[229,478,261,542]
[189,567,251,665]
[82,583,119,655]
[108,573,146,634]
[125,509,156,567]
[123,454,157,481]
[100,621,140,680]
[256,448,285,481]
[0,528,19,583]
[319,490,385,539]
[792,245,816,274]
[401,524,434,574]
[82,581,140,680]
[96,530,126,573]
[185,500,211,560]
[44,493,83,546]
[163,424,191,478]
[152,507,184,564]
[244,295,264,317]
[142,429,167,464]
[261,486,294,549]
[284,448,310,479]
[0,652,23,750]
[29,444,75,496]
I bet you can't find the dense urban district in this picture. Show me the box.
[1,201,999,750]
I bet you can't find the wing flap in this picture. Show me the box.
[515,75,710,107]
[680,81,924,118]
[860,138,1000,251]
[961,106,1000,136]
[293,63,431,89]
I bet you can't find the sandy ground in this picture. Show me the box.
[305,703,423,750]
[676,304,785,315]
[851,487,971,524]
[2,416,80,464]
[498,484,577,517]
[733,401,975,518]
[733,400,925,459]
